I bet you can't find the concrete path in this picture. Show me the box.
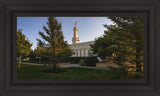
[60,64,80,67]
[21,62,44,66]
[60,64,108,69]
[21,62,108,70]
[77,65,109,70]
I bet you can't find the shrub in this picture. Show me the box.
[58,57,85,63]
[65,56,99,64]
[78,59,86,66]
[84,57,97,67]
[36,56,99,64]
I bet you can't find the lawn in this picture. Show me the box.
[22,61,44,64]
[17,64,123,79]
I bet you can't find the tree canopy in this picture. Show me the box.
[36,17,72,71]
[17,29,32,57]
[37,17,72,57]
[91,16,143,72]
[17,29,32,68]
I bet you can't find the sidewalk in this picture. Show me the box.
[21,62,44,66]
[21,62,109,70]
[60,64,108,69]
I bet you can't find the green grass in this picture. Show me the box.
[17,64,123,79]
[22,61,44,64]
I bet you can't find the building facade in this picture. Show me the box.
[70,22,95,57]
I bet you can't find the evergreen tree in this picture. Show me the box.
[17,29,32,68]
[90,36,115,59]
[37,17,72,72]
[34,46,47,63]
[28,50,36,61]
[107,16,143,72]
[91,16,143,72]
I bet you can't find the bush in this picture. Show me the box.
[78,59,86,66]
[28,56,99,64]
[61,56,99,64]
[83,57,97,67]
[56,57,85,63]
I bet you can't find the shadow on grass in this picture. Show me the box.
[17,66,29,72]
[17,66,29,70]
[20,67,29,69]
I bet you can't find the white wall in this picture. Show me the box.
[81,49,85,57]
[85,49,88,57]
[78,50,81,57]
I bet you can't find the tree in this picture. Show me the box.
[28,50,36,61]
[107,16,143,72]
[91,16,143,72]
[17,29,32,68]
[90,36,117,59]
[34,46,47,62]
[37,17,72,72]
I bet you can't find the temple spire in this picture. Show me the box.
[72,22,80,44]
[75,22,77,27]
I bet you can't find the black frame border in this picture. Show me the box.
[0,0,160,96]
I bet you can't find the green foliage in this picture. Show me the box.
[28,50,36,61]
[90,37,115,59]
[78,59,86,66]
[124,71,143,79]
[77,57,97,67]
[70,57,87,63]
[36,17,72,71]
[37,17,72,58]
[83,57,97,67]
[131,59,143,64]
[17,29,32,57]
[90,16,143,72]
[69,57,98,64]
[33,46,49,63]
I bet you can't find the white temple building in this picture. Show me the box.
[70,22,95,57]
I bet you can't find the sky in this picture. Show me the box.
[17,17,114,50]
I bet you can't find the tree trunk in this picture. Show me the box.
[18,56,21,68]
[136,36,142,72]
[52,47,57,72]
[53,63,57,72]
[136,54,141,72]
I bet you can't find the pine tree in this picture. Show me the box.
[107,16,143,72]
[91,16,143,72]
[17,29,32,68]
[37,17,72,72]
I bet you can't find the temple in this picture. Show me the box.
[70,22,95,57]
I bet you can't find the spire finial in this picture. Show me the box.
[75,21,77,27]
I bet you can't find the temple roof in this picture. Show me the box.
[70,41,95,49]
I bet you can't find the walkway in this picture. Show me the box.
[60,64,108,69]
[21,62,44,66]
[21,62,109,70]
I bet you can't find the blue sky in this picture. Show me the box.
[17,17,114,50]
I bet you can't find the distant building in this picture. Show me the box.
[70,22,96,57]
[22,57,30,61]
